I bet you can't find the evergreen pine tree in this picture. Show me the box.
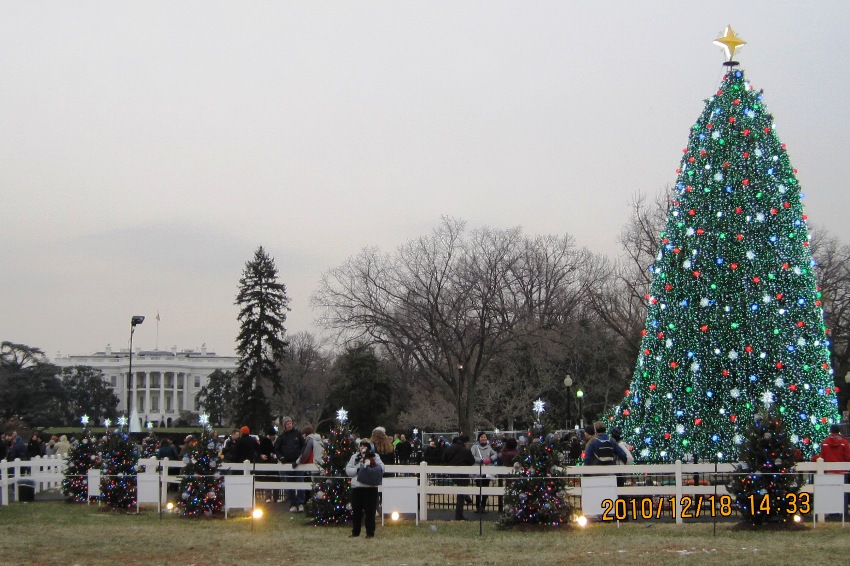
[61,433,101,503]
[100,432,140,510]
[234,246,290,431]
[727,410,802,526]
[177,432,224,517]
[307,418,356,525]
[610,55,839,463]
[500,427,573,527]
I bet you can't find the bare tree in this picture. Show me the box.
[312,217,590,436]
[272,331,332,427]
[587,191,671,355]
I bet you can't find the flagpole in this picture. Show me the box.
[156,311,160,350]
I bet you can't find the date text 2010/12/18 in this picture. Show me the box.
[601,496,732,520]
[600,494,812,521]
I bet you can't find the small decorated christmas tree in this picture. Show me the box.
[62,432,101,503]
[177,431,224,517]
[308,410,356,525]
[727,410,802,526]
[100,431,140,510]
[500,425,573,528]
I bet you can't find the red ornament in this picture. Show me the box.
[688,209,696,216]
[641,329,648,336]
[696,228,705,235]
[732,98,741,105]
[743,128,751,136]
[728,117,736,123]
[623,409,630,416]
[797,321,805,328]
[789,384,797,391]
[822,363,829,370]
[673,248,681,254]
[736,234,744,241]
[802,214,808,220]
[730,263,738,270]
[770,208,778,215]
[735,206,743,213]
[688,157,695,163]
[657,332,665,339]
[693,271,701,278]
[700,325,709,332]
[670,361,679,368]
[721,369,729,377]
[826,388,832,395]
[742,179,750,186]
[783,202,791,209]
[764,127,771,134]
[730,415,737,422]
[776,293,784,300]
[775,361,784,369]
[745,345,753,353]
[665,284,672,291]
[643,349,651,355]
[649,384,657,391]
[742,152,749,159]
[664,432,671,439]
[753,276,761,283]
[694,418,702,425]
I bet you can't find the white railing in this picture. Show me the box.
[3,457,848,523]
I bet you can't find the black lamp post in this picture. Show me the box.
[128,315,145,432]
[563,375,573,429]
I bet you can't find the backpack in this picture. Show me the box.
[592,438,617,465]
[356,463,383,486]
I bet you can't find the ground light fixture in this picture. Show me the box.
[391,511,400,521]
[252,508,264,520]
[575,515,588,527]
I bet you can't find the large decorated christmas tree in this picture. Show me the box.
[610,27,840,463]
[308,411,356,525]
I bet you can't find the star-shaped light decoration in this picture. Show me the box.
[533,398,546,422]
[104,418,112,428]
[117,416,128,427]
[713,25,746,62]
[80,414,90,426]
[761,390,775,408]
[199,413,210,427]
[146,421,154,431]
[336,407,348,423]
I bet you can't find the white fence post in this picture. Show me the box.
[419,461,429,521]
[674,459,684,525]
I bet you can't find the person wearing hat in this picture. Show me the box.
[610,427,634,466]
[274,417,306,511]
[346,439,385,538]
[232,426,259,464]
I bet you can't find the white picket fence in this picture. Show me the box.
[2,456,848,524]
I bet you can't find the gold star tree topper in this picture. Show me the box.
[714,25,746,62]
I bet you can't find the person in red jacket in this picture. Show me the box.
[813,425,850,471]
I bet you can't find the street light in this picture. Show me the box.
[563,375,573,429]
[575,389,584,428]
[128,315,145,433]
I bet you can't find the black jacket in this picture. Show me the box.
[274,428,304,463]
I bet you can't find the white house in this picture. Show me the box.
[53,345,238,426]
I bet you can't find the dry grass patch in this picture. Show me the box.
[0,502,846,565]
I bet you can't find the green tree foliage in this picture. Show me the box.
[196,369,237,427]
[327,345,391,435]
[234,246,290,431]
[0,341,64,426]
[727,411,801,526]
[59,366,119,425]
[501,428,573,527]
[308,421,356,525]
[609,68,839,462]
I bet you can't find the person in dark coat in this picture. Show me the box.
[443,435,474,520]
[232,426,259,463]
[274,417,305,510]
[27,434,44,459]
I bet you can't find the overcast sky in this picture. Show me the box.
[2,1,848,360]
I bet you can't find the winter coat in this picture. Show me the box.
[584,433,628,466]
[9,436,28,461]
[345,451,385,488]
[274,428,304,463]
[470,442,497,465]
[54,436,71,457]
[814,433,850,472]
[297,433,323,466]
[615,440,635,466]
[497,447,519,467]
[232,435,259,463]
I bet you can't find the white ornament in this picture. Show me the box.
[676,424,685,434]
[730,388,741,399]
[761,391,775,407]
[728,350,738,360]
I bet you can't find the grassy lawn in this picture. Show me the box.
[0,501,846,565]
